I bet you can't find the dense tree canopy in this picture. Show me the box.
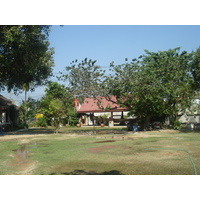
[0,25,54,93]
[191,47,200,90]
[59,47,200,129]
[106,48,196,128]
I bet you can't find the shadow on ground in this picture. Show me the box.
[179,129,200,133]
[3,128,54,136]
[49,170,123,175]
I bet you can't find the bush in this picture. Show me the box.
[29,118,47,128]
[3,122,28,132]
[68,112,79,126]
[173,120,182,130]
[37,117,47,127]
[29,121,38,128]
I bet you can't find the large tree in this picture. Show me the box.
[0,25,54,93]
[191,47,200,90]
[60,58,106,103]
[107,48,195,129]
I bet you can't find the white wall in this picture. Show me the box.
[179,114,200,124]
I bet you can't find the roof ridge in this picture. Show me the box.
[0,95,16,107]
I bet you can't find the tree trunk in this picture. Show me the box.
[143,116,151,131]
[54,119,60,134]
[24,90,27,122]
[55,128,59,134]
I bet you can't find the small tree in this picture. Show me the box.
[48,99,67,133]
[66,110,79,126]
[40,82,74,133]
[19,97,40,125]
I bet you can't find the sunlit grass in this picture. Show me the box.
[0,130,200,175]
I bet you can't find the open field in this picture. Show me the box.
[0,127,200,175]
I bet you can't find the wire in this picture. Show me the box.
[144,147,198,175]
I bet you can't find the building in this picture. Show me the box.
[178,98,200,126]
[76,96,129,126]
[0,95,18,125]
[76,96,200,128]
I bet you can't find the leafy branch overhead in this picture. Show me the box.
[0,25,54,94]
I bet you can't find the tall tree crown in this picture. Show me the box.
[0,25,54,93]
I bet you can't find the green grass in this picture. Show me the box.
[0,129,200,175]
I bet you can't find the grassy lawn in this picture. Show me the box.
[0,127,200,175]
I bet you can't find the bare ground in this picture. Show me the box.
[0,128,181,141]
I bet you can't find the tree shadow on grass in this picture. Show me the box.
[179,129,200,134]
[49,169,123,175]
[4,128,54,136]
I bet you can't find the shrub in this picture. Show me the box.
[67,111,79,126]
[37,117,47,127]
[173,120,182,130]
[29,118,47,128]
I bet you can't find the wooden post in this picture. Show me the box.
[92,112,95,126]
[109,112,114,127]
[121,111,124,119]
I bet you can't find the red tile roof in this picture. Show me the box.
[77,97,127,113]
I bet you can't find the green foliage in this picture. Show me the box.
[66,110,79,126]
[0,25,54,93]
[172,120,182,130]
[191,47,200,90]
[104,105,111,111]
[39,82,74,133]
[18,97,40,122]
[18,104,26,122]
[106,48,196,127]
[102,113,109,119]
[94,114,109,125]
[37,117,47,128]
[28,119,47,128]
[3,122,27,132]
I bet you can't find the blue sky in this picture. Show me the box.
[2,25,200,105]
[50,25,200,74]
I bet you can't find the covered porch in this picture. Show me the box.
[76,97,130,127]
